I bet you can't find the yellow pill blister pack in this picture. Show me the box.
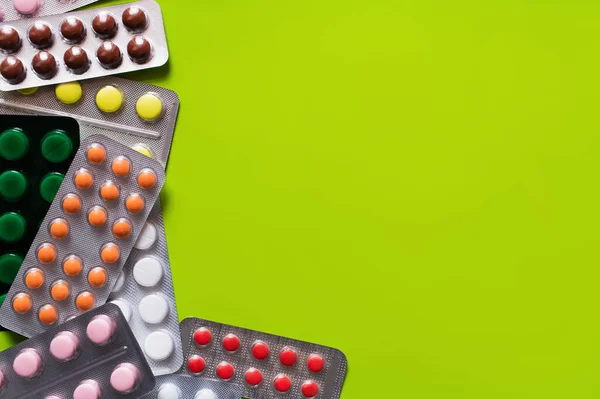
[0,76,179,167]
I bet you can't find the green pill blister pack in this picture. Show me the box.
[0,115,80,298]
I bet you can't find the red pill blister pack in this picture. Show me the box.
[0,134,165,337]
[141,374,243,399]
[179,318,348,399]
[0,303,155,399]
[0,0,168,91]
[0,0,98,23]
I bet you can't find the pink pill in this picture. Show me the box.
[110,363,140,393]
[13,348,43,378]
[12,0,40,15]
[73,379,101,399]
[0,370,4,388]
[50,331,80,361]
[86,314,116,345]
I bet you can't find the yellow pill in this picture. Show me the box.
[131,143,154,158]
[136,93,163,121]
[18,87,38,95]
[55,82,83,105]
[96,85,123,113]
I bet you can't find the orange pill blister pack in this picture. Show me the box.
[0,134,165,337]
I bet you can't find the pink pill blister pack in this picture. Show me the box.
[0,0,98,23]
[179,318,348,399]
[108,201,183,376]
[141,375,243,399]
[0,0,168,91]
[0,76,180,167]
[0,303,155,399]
[0,134,165,337]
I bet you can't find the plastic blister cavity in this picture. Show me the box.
[140,374,243,399]
[0,0,99,23]
[0,134,166,337]
[0,303,155,399]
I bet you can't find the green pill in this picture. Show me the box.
[0,128,29,161]
[0,170,28,202]
[0,253,23,284]
[41,130,73,163]
[40,172,64,203]
[0,294,6,308]
[0,212,26,243]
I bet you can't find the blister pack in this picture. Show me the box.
[141,374,243,399]
[0,134,166,337]
[108,201,182,376]
[0,115,80,295]
[0,0,168,91]
[0,0,98,23]
[179,318,348,399]
[0,303,155,399]
[0,76,180,167]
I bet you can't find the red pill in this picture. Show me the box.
[274,374,292,392]
[187,355,205,374]
[252,341,269,360]
[307,354,325,372]
[245,368,262,386]
[301,381,319,397]
[216,361,234,380]
[280,348,297,366]
[222,334,240,352]
[193,327,211,346]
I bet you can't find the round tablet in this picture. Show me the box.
[132,143,154,158]
[187,355,205,374]
[63,255,83,276]
[49,218,69,239]
[0,56,25,82]
[88,206,107,226]
[307,354,325,372]
[122,7,147,31]
[133,256,162,287]
[0,370,4,390]
[13,348,42,378]
[32,50,57,78]
[245,368,263,386]
[25,268,44,289]
[74,168,93,189]
[63,46,89,73]
[134,222,157,250]
[144,331,174,361]
[112,156,131,177]
[139,294,168,324]
[137,168,157,189]
[136,94,163,122]
[75,291,95,311]
[194,389,218,399]
[0,212,26,242]
[38,304,58,325]
[28,21,53,48]
[252,341,270,360]
[50,280,70,301]
[111,271,126,292]
[127,36,152,64]
[222,334,240,352]
[86,314,115,345]
[40,172,64,202]
[125,193,145,213]
[13,0,40,15]
[0,25,21,52]
[73,379,101,399]
[18,87,38,95]
[0,252,22,284]
[157,383,182,399]
[193,327,211,346]
[301,381,319,397]
[60,16,85,43]
[216,361,234,380]
[92,12,117,38]
[37,243,56,264]
[101,243,120,264]
[274,374,291,392]
[0,170,27,201]
[50,331,79,361]
[0,128,28,161]
[280,348,297,366]
[100,181,119,201]
[41,130,73,163]
[87,267,107,288]
[55,82,83,104]
[113,218,132,239]
[87,143,106,164]
[96,41,122,68]
[62,193,82,214]
[110,363,140,393]
[96,85,123,113]
[12,292,32,313]
[109,299,131,322]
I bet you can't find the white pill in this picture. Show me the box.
[134,222,157,250]
[110,299,132,323]
[195,389,218,399]
[139,294,168,324]
[111,271,126,293]
[157,383,182,399]
[133,257,163,287]
[144,331,174,361]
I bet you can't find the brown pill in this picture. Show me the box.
[60,17,86,43]
[1,56,25,83]
[28,22,53,48]
[12,293,32,313]
[100,243,119,264]
[100,181,119,201]
[127,36,152,64]
[62,194,82,214]
[122,7,147,31]
[92,12,117,38]
[0,26,21,52]
[37,243,57,264]
[96,41,122,68]
[88,206,107,226]
[32,51,57,78]
[25,268,44,289]
[63,255,83,276]
[87,143,106,164]
[74,169,93,189]
[75,291,95,311]
[64,46,89,73]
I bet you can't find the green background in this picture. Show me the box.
[3,0,600,397]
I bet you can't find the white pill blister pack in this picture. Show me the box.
[108,201,183,376]
[0,76,179,167]
[141,375,243,399]
[1,0,98,23]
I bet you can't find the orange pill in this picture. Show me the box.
[74,169,94,190]
[88,206,107,226]
[137,168,157,189]
[100,181,119,201]
[112,218,132,239]
[75,292,95,311]
[25,268,45,289]
[38,304,58,325]
[62,194,82,214]
[125,193,145,213]
[49,218,69,239]
[87,143,106,164]
[51,280,70,301]
[88,267,107,288]
[37,243,57,264]
[112,156,131,177]
[12,293,32,313]
[63,255,83,276]
[100,243,120,264]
